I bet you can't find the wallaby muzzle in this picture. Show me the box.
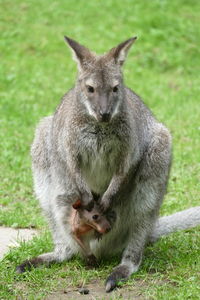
[99,111,111,122]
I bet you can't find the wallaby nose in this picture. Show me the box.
[105,226,111,233]
[99,110,111,122]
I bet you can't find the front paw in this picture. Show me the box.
[99,196,110,212]
[86,254,99,268]
[105,264,130,292]
[94,231,103,240]
[81,192,94,211]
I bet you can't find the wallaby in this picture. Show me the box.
[70,199,112,266]
[16,36,200,292]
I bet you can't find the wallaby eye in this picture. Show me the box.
[113,85,118,93]
[87,85,94,93]
[92,214,99,220]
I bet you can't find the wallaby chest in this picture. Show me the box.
[79,128,124,195]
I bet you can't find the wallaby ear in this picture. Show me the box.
[64,36,94,70]
[108,36,137,66]
[72,199,82,210]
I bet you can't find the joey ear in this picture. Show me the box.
[64,36,94,70]
[72,199,82,210]
[108,36,137,66]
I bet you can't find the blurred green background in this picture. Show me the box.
[1,0,199,227]
[0,0,199,299]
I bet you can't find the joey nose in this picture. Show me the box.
[99,110,111,122]
[105,226,111,233]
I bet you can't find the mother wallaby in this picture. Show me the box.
[17,36,200,292]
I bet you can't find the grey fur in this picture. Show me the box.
[17,37,200,292]
[150,206,200,243]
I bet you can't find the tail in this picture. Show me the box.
[149,207,200,243]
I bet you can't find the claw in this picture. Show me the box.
[86,254,99,268]
[16,260,32,273]
[105,264,131,292]
[16,265,25,274]
[16,257,43,273]
[94,230,103,240]
[105,278,117,292]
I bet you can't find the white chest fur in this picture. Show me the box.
[80,138,121,195]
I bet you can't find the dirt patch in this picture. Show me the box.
[46,279,145,300]
[14,274,175,299]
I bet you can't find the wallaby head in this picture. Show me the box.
[64,36,137,122]
[72,199,111,234]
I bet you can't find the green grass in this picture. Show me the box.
[0,0,200,299]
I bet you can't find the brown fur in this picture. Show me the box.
[70,200,111,266]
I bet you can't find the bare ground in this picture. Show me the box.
[45,279,147,300]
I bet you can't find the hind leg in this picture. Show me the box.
[105,125,172,292]
[17,116,80,273]
[16,243,76,273]
[16,165,79,273]
[16,197,79,273]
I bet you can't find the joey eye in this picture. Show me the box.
[92,214,99,220]
[113,85,118,93]
[87,86,94,93]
